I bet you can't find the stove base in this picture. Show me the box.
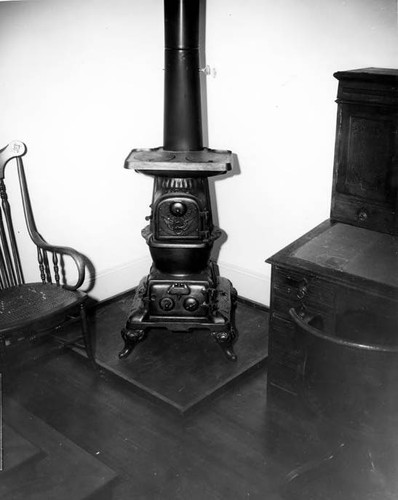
[119,273,238,361]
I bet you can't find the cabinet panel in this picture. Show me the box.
[331,69,398,234]
[336,106,397,202]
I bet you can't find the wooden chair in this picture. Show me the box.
[0,140,95,371]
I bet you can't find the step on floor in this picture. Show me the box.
[1,398,118,500]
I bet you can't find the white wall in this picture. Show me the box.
[0,0,397,303]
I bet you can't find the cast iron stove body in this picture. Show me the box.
[119,0,238,361]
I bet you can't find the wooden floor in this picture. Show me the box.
[1,297,398,499]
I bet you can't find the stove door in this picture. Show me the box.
[155,196,201,240]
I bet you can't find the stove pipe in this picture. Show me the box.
[163,0,203,151]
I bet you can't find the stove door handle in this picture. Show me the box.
[168,283,190,295]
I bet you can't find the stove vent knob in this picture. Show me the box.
[183,297,199,311]
[160,297,175,311]
[170,201,187,216]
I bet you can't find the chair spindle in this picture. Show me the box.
[0,179,24,287]
[42,250,52,283]
[37,247,46,284]
[52,252,60,285]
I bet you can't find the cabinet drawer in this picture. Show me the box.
[271,291,336,325]
[272,268,335,310]
[331,194,396,235]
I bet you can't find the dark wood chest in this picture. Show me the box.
[267,69,398,406]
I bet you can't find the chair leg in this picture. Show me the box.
[80,304,96,367]
[0,334,7,375]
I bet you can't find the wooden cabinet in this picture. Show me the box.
[267,69,398,402]
[267,220,398,397]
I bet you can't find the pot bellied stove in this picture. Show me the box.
[119,0,238,362]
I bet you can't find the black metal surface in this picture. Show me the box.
[163,0,203,151]
[124,147,232,176]
[164,0,200,49]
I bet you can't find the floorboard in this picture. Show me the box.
[1,295,398,499]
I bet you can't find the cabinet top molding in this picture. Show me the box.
[334,67,398,83]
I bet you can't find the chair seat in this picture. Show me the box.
[0,283,86,336]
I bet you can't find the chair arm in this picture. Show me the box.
[1,141,87,291]
[33,235,86,291]
[17,163,87,291]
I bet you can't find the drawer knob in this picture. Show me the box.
[296,280,308,299]
[357,208,369,222]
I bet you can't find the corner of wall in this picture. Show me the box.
[218,261,271,307]
[85,255,152,302]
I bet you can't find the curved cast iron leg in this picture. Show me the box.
[119,328,146,359]
[212,327,238,362]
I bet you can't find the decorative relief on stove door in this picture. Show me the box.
[156,197,200,239]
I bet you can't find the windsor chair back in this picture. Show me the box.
[0,140,94,370]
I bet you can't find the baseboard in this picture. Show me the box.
[236,295,269,312]
[87,256,270,309]
[86,255,151,302]
[217,261,270,307]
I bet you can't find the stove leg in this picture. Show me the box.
[231,286,238,307]
[119,328,146,359]
[212,327,238,362]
